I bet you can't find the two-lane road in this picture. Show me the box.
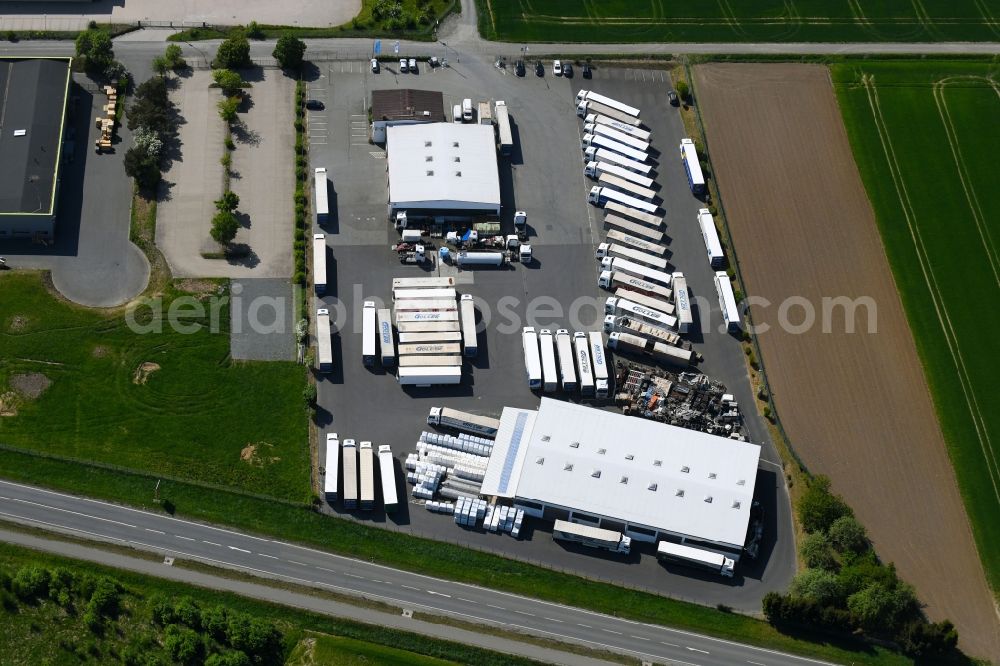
[0,480,829,666]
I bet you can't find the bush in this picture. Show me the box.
[215,190,240,213]
[211,211,240,245]
[273,35,306,70]
[218,97,240,124]
[127,76,175,136]
[124,146,162,190]
[164,43,186,69]
[800,532,838,571]
[293,271,305,285]
[898,619,958,656]
[7,30,17,42]
[75,29,115,73]
[676,79,690,100]
[172,596,201,629]
[798,475,852,534]
[212,69,247,97]
[246,20,264,39]
[201,605,229,641]
[847,581,919,634]
[164,624,204,665]
[827,515,868,555]
[86,578,120,618]
[790,568,844,606]
[152,55,168,76]
[303,384,317,405]
[150,594,176,625]
[225,136,235,151]
[215,33,251,69]
[13,566,50,600]
[220,153,232,170]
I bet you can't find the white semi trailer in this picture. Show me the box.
[362,301,377,367]
[608,331,693,368]
[604,202,663,229]
[397,367,462,385]
[427,407,501,437]
[597,173,657,201]
[657,541,735,578]
[596,243,668,271]
[396,320,460,333]
[316,308,334,374]
[598,270,672,300]
[393,288,457,302]
[313,234,327,295]
[522,326,543,390]
[573,332,595,397]
[341,439,358,509]
[397,331,462,344]
[581,133,648,163]
[538,329,558,393]
[392,277,455,290]
[583,147,653,176]
[555,329,578,392]
[378,445,398,513]
[314,167,329,223]
[605,296,677,330]
[323,432,339,502]
[459,294,478,357]
[672,272,694,333]
[584,161,655,188]
[398,355,463,367]
[585,113,651,141]
[614,288,675,316]
[698,208,725,268]
[377,308,395,367]
[358,441,375,511]
[588,331,611,399]
[456,251,507,267]
[576,100,642,127]
[395,311,460,323]
[601,256,672,287]
[715,272,742,332]
[553,519,631,555]
[603,215,664,242]
[394,299,457,312]
[588,187,658,215]
[575,90,641,117]
[586,123,650,151]
[606,229,666,255]
[397,342,461,356]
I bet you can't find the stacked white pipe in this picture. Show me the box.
[483,505,525,537]
[425,500,455,514]
[455,496,488,527]
[420,431,494,456]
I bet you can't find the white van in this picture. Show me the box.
[453,103,462,123]
[462,98,473,122]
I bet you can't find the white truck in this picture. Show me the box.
[588,331,611,399]
[397,331,462,344]
[456,251,507,267]
[323,432,339,502]
[459,294,478,357]
[583,146,653,175]
[603,215,664,242]
[586,122,650,152]
[597,173,657,201]
[358,441,375,511]
[313,234,327,294]
[581,133,648,163]
[314,167,329,223]
[608,331,693,368]
[605,296,677,330]
[393,287,457,302]
[715,271,742,332]
[604,201,663,229]
[585,161,655,188]
[672,272,694,333]
[576,99,642,127]
[522,326,543,391]
[604,315,683,348]
[575,90,641,118]
[397,366,462,386]
[585,113,651,141]
[362,301,377,367]
[601,256,672,287]
[614,288,675,315]
[395,311,460,323]
[538,329,558,393]
[680,138,706,194]
[698,208,725,268]
[397,342,461,356]
[378,445,398,513]
[341,439,358,509]
[398,355,463,367]
[606,229,666,255]
[553,519,631,555]
[598,270,672,301]
[555,329,578,392]
[396,320,460,333]
[657,541,735,578]
[427,407,501,437]
[462,98,473,122]
[316,308,334,374]
[596,243,668,271]
[494,100,513,156]
[573,332,595,397]
[588,187,658,215]
[392,277,455,290]
[377,308,395,367]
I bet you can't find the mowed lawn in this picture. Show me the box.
[287,634,459,665]
[476,0,1000,43]
[0,273,310,502]
[832,61,1000,592]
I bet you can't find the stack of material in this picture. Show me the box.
[94,85,117,152]
[425,500,455,514]
[484,505,524,536]
[420,430,493,456]
[454,496,487,527]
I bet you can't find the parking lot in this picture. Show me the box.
[308,55,793,609]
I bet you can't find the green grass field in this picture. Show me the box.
[287,634,459,665]
[0,273,310,502]
[476,0,1000,43]
[831,61,1000,594]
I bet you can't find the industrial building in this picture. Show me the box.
[386,123,501,219]
[0,57,72,241]
[481,398,761,558]
[370,88,445,144]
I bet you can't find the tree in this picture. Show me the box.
[273,35,306,70]
[847,581,919,634]
[790,568,844,606]
[799,531,838,571]
[215,33,251,69]
[200,605,229,641]
[164,624,204,665]
[827,515,868,555]
[212,69,246,97]
[164,43,186,69]
[797,475,852,533]
[134,127,163,159]
[124,146,162,190]
[211,211,239,245]
[86,578,120,618]
[12,566,50,600]
[218,97,240,124]
[152,55,168,76]
[127,76,175,136]
[172,596,201,629]
[676,79,690,101]
[246,20,264,39]
[215,190,240,212]
[205,651,251,666]
[898,619,958,656]
[75,29,115,73]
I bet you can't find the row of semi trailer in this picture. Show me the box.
[323,435,398,513]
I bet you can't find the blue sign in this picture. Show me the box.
[373,39,381,55]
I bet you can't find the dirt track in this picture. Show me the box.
[693,63,1000,659]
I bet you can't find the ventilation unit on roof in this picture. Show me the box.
[569,441,579,448]
[704,496,713,503]
[648,483,658,491]
[453,156,461,162]
[564,463,574,471]
[653,460,662,467]
[591,470,601,479]
[708,472,717,479]
[737,479,746,486]
[597,448,606,455]
[680,466,690,473]
[454,171,462,177]
[675,489,684,497]
[424,141,432,147]
[624,454,634,461]
[425,170,434,176]
[452,141,459,147]
[619,476,628,484]
[535,456,544,465]
[732,501,741,509]
[425,155,433,162]
[541,435,551,442]
[421,110,431,117]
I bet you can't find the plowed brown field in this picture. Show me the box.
[693,63,1000,659]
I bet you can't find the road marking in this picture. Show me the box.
[687,647,710,654]
[203,541,221,547]
[456,597,476,603]
[175,535,195,541]
[577,623,591,628]
[0,511,127,544]
[287,560,308,567]
[513,610,534,616]
[0,495,137,529]
[259,553,278,559]
[427,590,451,598]
[748,661,766,665]
[145,528,165,534]
[602,629,623,635]
[487,604,505,610]
[545,617,564,623]
[316,566,337,573]
[401,584,420,591]
[228,546,251,553]
[344,572,364,578]
[661,642,680,647]
[632,635,651,640]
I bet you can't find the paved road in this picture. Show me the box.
[0,479,831,666]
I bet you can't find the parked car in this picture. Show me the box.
[399,58,408,72]
[582,62,592,78]
[515,59,525,77]
[535,61,544,77]
[563,62,573,78]
[305,99,324,110]
[371,58,379,73]
[429,56,439,67]
[668,90,679,106]
[408,58,417,73]
[553,59,562,76]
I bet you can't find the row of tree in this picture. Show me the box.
[763,476,958,657]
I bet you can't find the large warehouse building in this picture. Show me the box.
[386,123,501,219]
[481,398,761,558]
[0,57,72,241]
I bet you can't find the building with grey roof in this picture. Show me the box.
[370,88,445,144]
[0,57,72,241]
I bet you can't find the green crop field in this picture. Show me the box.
[476,0,1000,43]
[0,274,310,502]
[831,60,1000,594]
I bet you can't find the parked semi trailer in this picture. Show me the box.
[397,342,461,356]
[378,445,398,513]
[495,100,513,156]
[604,201,663,229]
[575,90,641,118]
[459,294,478,357]
[393,287,457,302]
[538,329,558,393]
[316,308,334,374]
[585,161,655,188]
[392,276,455,290]
[395,310,460,323]
[588,331,611,399]
[698,208,725,268]
[397,366,462,385]
[427,407,501,437]
[614,288,675,316]
[606,229,666,255]
[341,439,358,509]
[576,100,642,127]
[604,215,664,242]
[600,256,672,287]
[394,299,457,312]
[358,441,375,511]
[604,315,683,348]
[679,138,706,194]
[398,331,462,344]
[314,167,329,223]
[396,320,460,333]
[608,331,693,368]
[583,147,653,175]
[598,270,672,301]
[553,519,631,554]
[672,272,694,333]
[588,187,658,215]
[596,242,668,271]
[586,123,650,152]
[585,113,651,141]
[313,234,327,294]
[597,173,657,201]
[555,329,578,392]
[573,332,595,397]
[377,308,395,367]
[522,326,543,390]
[714,272,742,332]
[605,296,677,330]
[362,301,377,367]
[323,432,339,502]
[657,541,735,578]
[581,133,648,163]
[456,251,507,267]
[398,355,463,367]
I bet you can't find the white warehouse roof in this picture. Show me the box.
[482,398,761,548]
[387,123,501,212]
